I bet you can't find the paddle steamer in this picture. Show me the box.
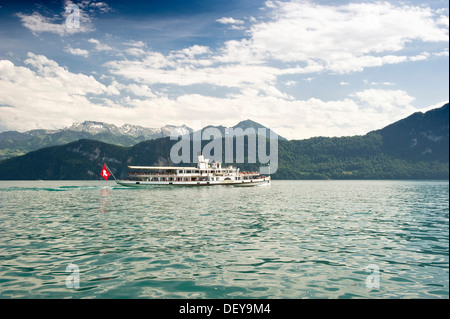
[113,154,270,187]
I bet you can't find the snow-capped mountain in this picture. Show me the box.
[66,121,192,138]
[0,119,280,160]
[0,121,193,159]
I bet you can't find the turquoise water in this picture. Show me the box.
[0,180,448,299]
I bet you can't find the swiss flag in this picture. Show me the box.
[101,164,111,180]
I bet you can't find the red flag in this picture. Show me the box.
[101,164,111,180]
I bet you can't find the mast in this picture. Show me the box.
[104,163,117,181]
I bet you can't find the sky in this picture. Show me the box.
[0,0,448,140]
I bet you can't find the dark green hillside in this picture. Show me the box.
[0,139,127,180]
[377,103,449,162]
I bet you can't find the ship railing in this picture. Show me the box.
[239,171,260,175]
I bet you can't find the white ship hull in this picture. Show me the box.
[116,177,270,187]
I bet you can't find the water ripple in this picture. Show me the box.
[0,180,448,298]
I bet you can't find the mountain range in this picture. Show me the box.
[0,119,282,160]
[0,103,448,180]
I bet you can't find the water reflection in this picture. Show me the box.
[99,188,110,213]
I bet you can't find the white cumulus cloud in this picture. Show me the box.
[88,38,114,51]
[217,1,448,72]
[216,17,245,25]
[65,46,89,58]
[0,53,436,140]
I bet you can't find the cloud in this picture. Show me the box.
[178,45,211,57]
[88,38,114,51]
[125,47,146,56]
[102,1,448,97]
[16,11,93,36]
[217,1,448,72]
[65,46,89,58]
[0,53,430,140]
[15,0,112,36]
[433,49,449,57]
[408,52,431,62]
[4,1,448,139]
[123,84,156,98]
[0,53,117,131]
[66,0,112,14]
[102,0,448,114]
[216,17,245,25]
[105,51,284,97]
[216,17,246,31]
[123,40,148,56]
[367,81,396,86]
[15,1,96,36]
[351,89,415,113]
[284,80,297,86]
[124,40,146,47]
[83,1,112,13]
[437,14,449,28]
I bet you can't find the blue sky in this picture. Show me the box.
[0,0,448,139]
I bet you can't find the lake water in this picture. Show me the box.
[0,180,448,299]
